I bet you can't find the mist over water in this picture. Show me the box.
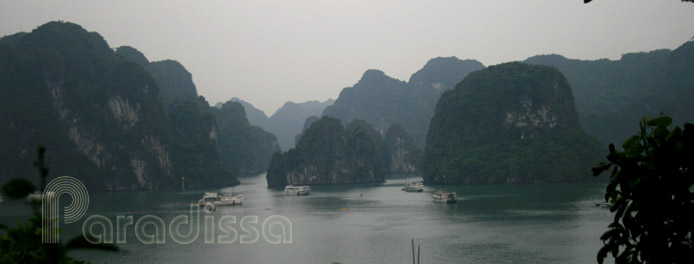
[1,174,612,263]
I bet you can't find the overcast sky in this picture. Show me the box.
[1,0,693,115]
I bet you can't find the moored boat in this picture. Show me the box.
[402,182,424,192]
[433,190,457,203]
[284,185,310,195]
[26,191,56,203]
[197,192,244,206]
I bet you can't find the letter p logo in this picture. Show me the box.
[42,176,89,243]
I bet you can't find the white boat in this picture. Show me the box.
[26,191,56,202]
[197,192,244,206]
[402,182,424,192]
[284,185,310,195]
[433,190,457,203]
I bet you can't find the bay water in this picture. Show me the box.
[0,174,613,263]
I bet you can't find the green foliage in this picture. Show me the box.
[323,58,484,148]
[592,116,694,264]
[167,96,236,187]
[213,101,280,175]
[525,43,694,145]
[267,117,385,186]
[422,62,603,184]
[0,147,118,263]
[1,21,279,190]
[230,98,333,151]
[149,60,199,107]
[0,21,172,190]
[2,178,35,200]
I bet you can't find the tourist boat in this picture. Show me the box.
[432,190,457,203]
[197,192,244,206]
[402,182,424,192]
[26,191,56,202]
[284,185,310,195]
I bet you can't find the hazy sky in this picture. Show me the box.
[1,0,693,115]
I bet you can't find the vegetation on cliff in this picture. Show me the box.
[266,117,384,186]
[0,21,175,189]
[422,62,603,184]
[323,57,484,148]
[213,101,280,175]
[0,22,278,189]
[525,42,694,145]
[230,98,334,151]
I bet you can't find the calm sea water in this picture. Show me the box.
[0,174,613,264]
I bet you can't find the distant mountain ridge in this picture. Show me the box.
[524,42,694,145]
[225,97,334,151]
[0,21,278,189]
[322,57,485,149]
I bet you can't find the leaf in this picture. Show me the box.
[654,127,670,142]
[597,245,609,264]
[646,116,672,128]
[605,179,618,202]
[622,136,641,151]
[592,162,612,176]
[2,178,36,200]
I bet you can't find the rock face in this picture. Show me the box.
[422,62,603,184]
[0,21,276,189]
[382,125,421,174]
[266,117,384,186]
[166,96,236,187]
[117,46,279,177]
[524,42,694,145]
[322,57,484,148]
[0,22,175,189]
[231,98,334,151]
[227,97,272,129]
[409,57,485,92]
[213,101,280,175]
[295,115,320,146]
[116,45,236,187]
[116,47,198,108]
[149,60,199,106]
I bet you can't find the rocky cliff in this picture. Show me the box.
[524,42,694,145]
[214,101,280,175]
[231,98,334,151]
[0,21,274,189]
[0,22,175,189]
[322,57,484,148]
[117,46,279,177]
[382,124,421,174]
[116,45,236,187]
[422,62,603,184]
[266,117,384,186]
